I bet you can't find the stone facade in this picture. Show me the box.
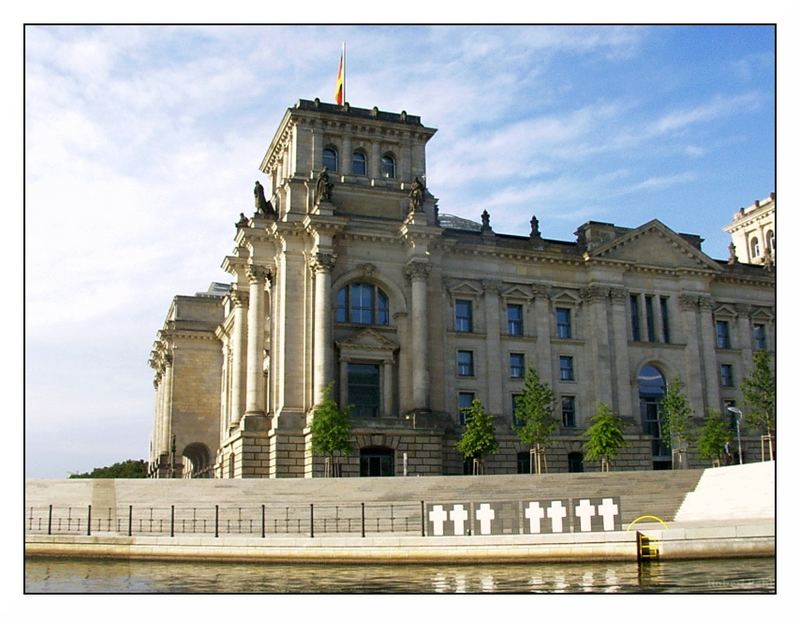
[148,99,775,479]
[723,193,775,267]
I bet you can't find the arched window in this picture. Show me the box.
[638,364,669,464]
[750,236,761,258]
[336,282,389,325]
[323,147,338,172]
[766,229,775,252]
[381,154,396,179]
[352,150,367,175]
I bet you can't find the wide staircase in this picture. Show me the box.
[27,469,703,529]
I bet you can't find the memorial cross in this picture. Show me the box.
[547,500,567,533]
[449,504,469,536]
[429,504,448,536]
[524,501,546,534]
[475,503,495,535]
[575,499,596,532]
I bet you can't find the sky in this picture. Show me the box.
[21,24,779,479]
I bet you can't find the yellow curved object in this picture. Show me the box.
[626,515,669,531]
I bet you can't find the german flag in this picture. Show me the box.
[335,43,345,105]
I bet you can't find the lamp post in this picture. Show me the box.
[727,407,744,465]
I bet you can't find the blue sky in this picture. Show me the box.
[23,24,777,478]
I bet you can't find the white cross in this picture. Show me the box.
[449,504,469,536]
[575,499,596,532]
[547,500,567,533]
[429,504,448,536]
[598,498,619,531]
[524,501,546,534]
[475,503,495,535]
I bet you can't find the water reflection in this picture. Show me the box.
[25,557,775,593]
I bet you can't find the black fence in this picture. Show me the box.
[26,501,428,539]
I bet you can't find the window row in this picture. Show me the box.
[457,350,574,382]
[323,146,396,178]
[715,319,769,350]
[630,294,670,343]
[457,391,576,428]
[453,301,572,339]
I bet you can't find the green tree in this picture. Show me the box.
[741,350,776,438]
[583,403,627,471]
[697,410,733,466]
[659,378,695,468]
[309,384,353,477]
[69,459,148,479]
[456,398,498,474]
[512,367,557,473]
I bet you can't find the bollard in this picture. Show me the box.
[170,505,175,537]
[47,505,52,535]
[421,501,425,537]
[261,505,265,538]
[128,505,133,537]
[310,504,314,538]
[87,505,92,536]
[361,502,366,538]
[215,505,219,538]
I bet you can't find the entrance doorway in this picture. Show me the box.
[359,447,394,477]
[638,364,671,469]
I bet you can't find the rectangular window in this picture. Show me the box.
[512,394,524,427]
[630,295,641,341]
[455,299,473,332]
[507,304,523,337]
[348,363,381,418]
[559,356,574,381]
[645,296,656,342]
[457,350,474,377]
[720,364,734,387]
[753,323,767,350]
[660,297,670,343]
[510,353,525,379]
[716,320,731,349]
[556,307,572,339]
[350,283,373,324]
[458,392,475,426]
[561,396,576,428]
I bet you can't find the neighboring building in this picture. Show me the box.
[148,99,775,479]
[723,193,775,267]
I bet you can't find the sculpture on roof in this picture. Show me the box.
[254,181,276,217]
[727,242,738,265]
[237,212,249,228]
[481,209,492,232]
[530,215,541,240]
[316,167,334,204]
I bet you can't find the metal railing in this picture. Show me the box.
[26,501,428,539]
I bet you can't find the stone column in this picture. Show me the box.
[737,303,754,375]
[382,358,395,416]
[406,261,431,410]
[339,357,349,408]
[698,295,720,411]
[532,285,553,384]
[678,293,705,414]
[229,289,248,429]
[371,141,381,180]
[245,264,269,416]
[653,295,664,343]
[582,285,613,410]
[341,135,352,176]
[310,252,336,405]
[160,354,174,457]
[482,279,502,417]
[609,288,633,416]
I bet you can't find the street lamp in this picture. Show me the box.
[727,407,744,465]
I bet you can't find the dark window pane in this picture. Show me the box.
[716,320,730,348]
[352,151,367,175]
[556,308,571,339]
[350,283,373,324]
[507,304,523,336]
[510,353,525,378]
[753,323,766,349]
[559,356,574,381]
[645,296,655,342]
[381,155,395,178]
[458,392,474,425]
[660,297,670,343]
[455,300,473,332]
[457,351,474,376]
[562,396,576,427]
[335,287,347,323]
[348,363,380,417]
[376,290,389,325]
[630,295,641,341]
[323,148,338,172]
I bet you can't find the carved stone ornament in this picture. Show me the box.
[310,252,337,274]
[697,296,714,311]
[678,293,699,310]
[230,288,248,307]
[404,261,432,281]
[727,242,738,265]
[530,283,551,299]
[359,263,377,278]
[608,287,627,304]
[246,264,270,284]
[315,167,334,204]
[580,285,611,303]
[481,279,501,293]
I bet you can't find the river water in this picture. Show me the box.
[25,557,774,593]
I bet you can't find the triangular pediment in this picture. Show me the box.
[714,303,738,318]
[589,220,721,271]
[501,285,534,301]
[446,280,483,296]
[336,328,398,352]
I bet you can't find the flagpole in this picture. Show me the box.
[342,41,346,105]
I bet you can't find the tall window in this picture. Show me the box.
[381,154,396,179]
[630,295,641,341]
[645,296,656,342]
[512,393,524,427]
[766,229,775,252]
[352,150,367,175]
[510,353,525,379]
[753,323,767,349]
[507,304,523,336]
[457,350,475,377]
[455,300,473,332]
[336,283,389,325]
[559,356,574,381]
[716,320,731,349]
[561,396,576,428]
[458,392,475,426]
[348,363,380,417]
[556,308,572,339]
[322,147,338,172]
[660,297,671,343]
[720,364,734,387]
[638,364,668,460]
[750,236,760,259]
